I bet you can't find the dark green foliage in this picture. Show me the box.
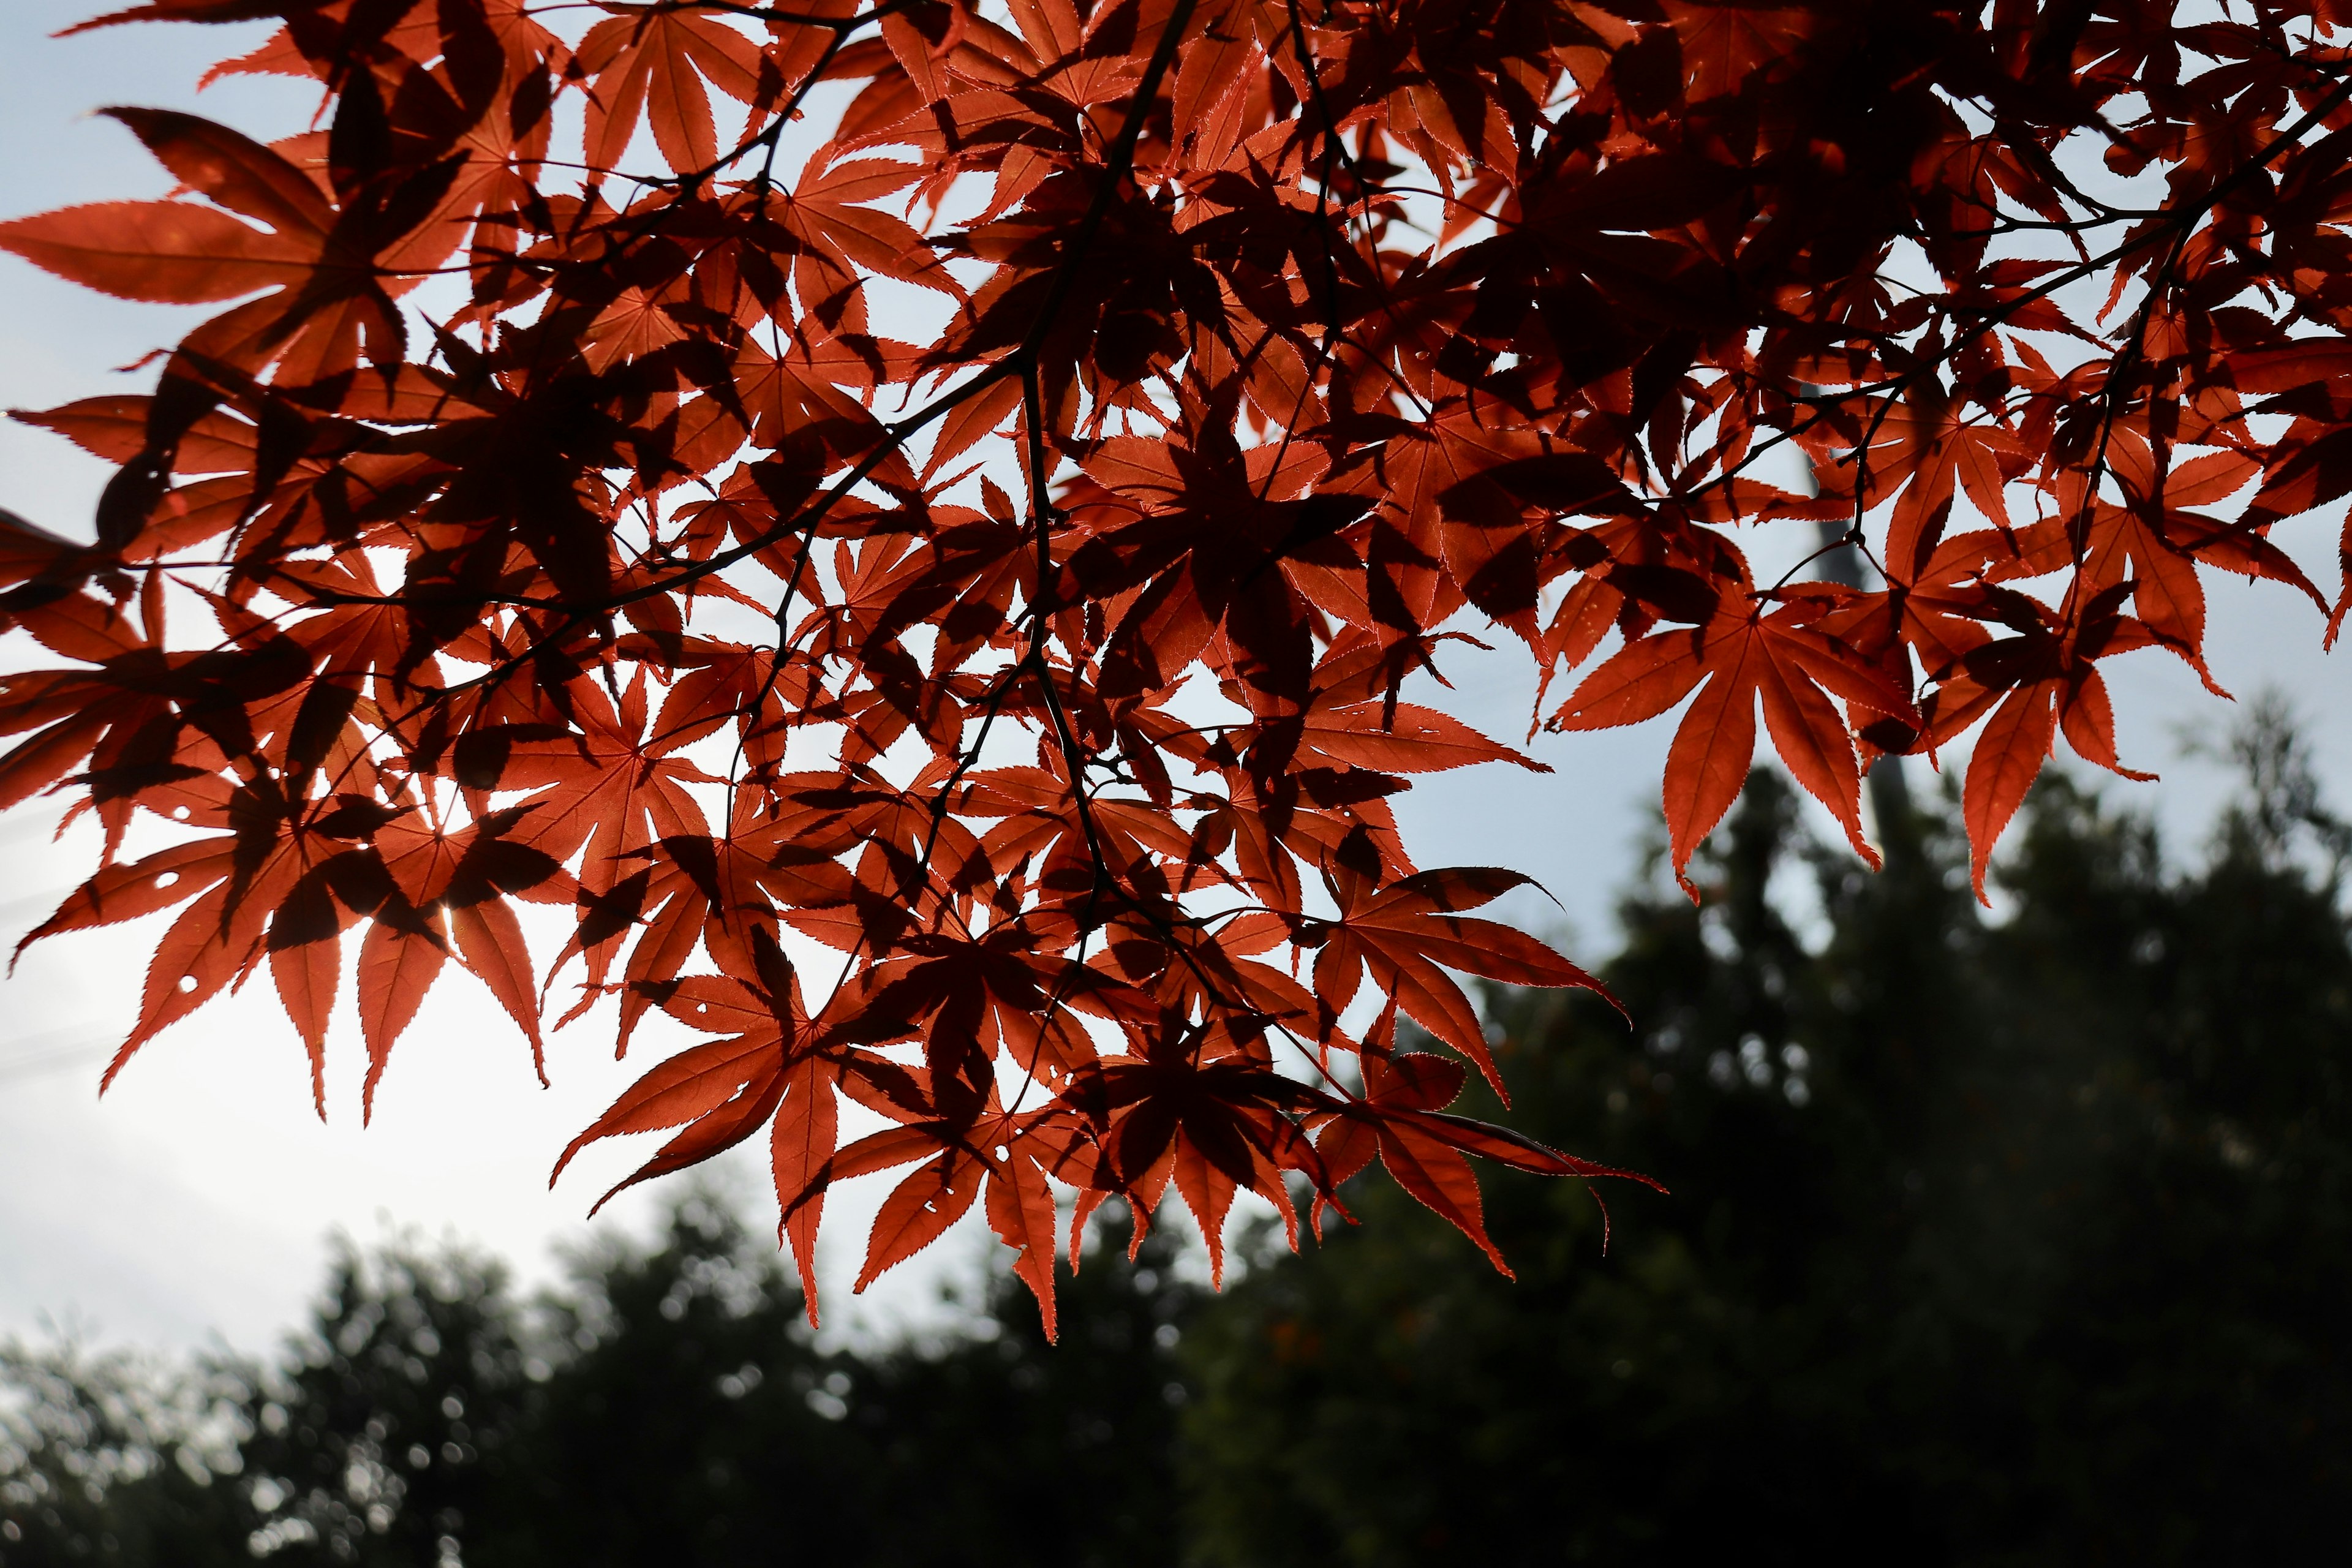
[0,1343,247,1567]
[827,1214,1199,1568]
[1180,733,2352,1564]
[470,1192,1196,1568]
[4,1197,1196,1567]
[465,1194,848,1568]
[236,1240,530,1566]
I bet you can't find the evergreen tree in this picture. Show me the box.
[827,1207,1198,1568]
[464,1192,844,1567]
[1180,736,2352,1564]
[484,1195,1195,1567]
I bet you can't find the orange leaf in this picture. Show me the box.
[1962,678,2058,903]
[858,1150,985,1292]
[0,201,309,303]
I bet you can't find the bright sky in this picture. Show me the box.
[5,0,2351,1357]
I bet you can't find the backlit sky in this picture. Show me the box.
[5,0,2351,1355]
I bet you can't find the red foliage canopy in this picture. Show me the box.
[6,0,2351,1330]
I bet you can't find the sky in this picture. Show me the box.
[5,0,2352,1358]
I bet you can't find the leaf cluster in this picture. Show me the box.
[7,0,2352,1308]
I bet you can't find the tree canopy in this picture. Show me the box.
[6,0,2352,1312]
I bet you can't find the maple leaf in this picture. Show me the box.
[557,932,809,1223]
[1056,1017,1329,1287]
[1551,585,1917,894]
[0,108,456,382]
[1313,1042,1662,1273]
[0,591,308,854]
[1308,854,1612,1095]
[576,4,772,176]
[1076,420,1369,709]
[449,669,716,894]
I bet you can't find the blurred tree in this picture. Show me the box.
[831,1204,1199,1568]
[1,1190,1199,1566]
[0,1341,247,1567]
[483,1193,1196,1568]
[1180,724,2352,1565]
[463,1191,848,1567]
[183,1191,1198,1566]
[231,1237,530,1566]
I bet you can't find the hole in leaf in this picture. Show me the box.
[171,805,190,820]
[154,871,179,890]
[176,974,197,993]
